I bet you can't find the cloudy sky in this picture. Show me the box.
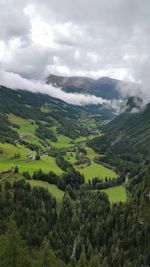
[0,0,150,103]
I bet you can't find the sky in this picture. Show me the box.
[0,0,150,104]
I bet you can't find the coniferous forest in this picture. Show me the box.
[0,0,150,264]
[0,87,149,267]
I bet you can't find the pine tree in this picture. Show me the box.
[77,246,88,267]
[37,238,65,267]
[0,220,31,267]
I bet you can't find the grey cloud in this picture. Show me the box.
[0,0,150,103]
[6,44,55,79]
[0,0,30,42]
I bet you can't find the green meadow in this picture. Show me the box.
[66,146,117,181]
[55,135,73,148]
[8,114,37,135]
[76,162,117,181]
[101,185,126,203]
[66,151,77,164]
[85,146,98,159]
[8,114,41,145]
[75,136,87,142]
[0,143,63,175]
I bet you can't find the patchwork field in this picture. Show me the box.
[66,146,117,181]
[0,112,119,203]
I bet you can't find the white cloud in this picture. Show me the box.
[0,70,110,106]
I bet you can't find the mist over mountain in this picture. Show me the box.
[0,70,111,106]
[46,74,125,100]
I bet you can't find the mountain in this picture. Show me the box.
[89,102,150,172]
[46,74,126,100]
[105,102,150,153]
[0,86,116,145]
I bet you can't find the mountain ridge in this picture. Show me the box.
[46,74,126,99]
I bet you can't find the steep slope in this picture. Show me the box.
[46,74,126,99]
[105,103,150,152]
[89,103,150,171]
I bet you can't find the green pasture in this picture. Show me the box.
[76,162,117,181]
[66,151,77,164]
[8,114,41,145]
[0,143,63,175]
[85,146,98,160]
[55,135,73,148]
[8,114,37,135]
[101,185,126,203]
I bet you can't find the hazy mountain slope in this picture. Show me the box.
[46,74,125,99]
[0,86,116,145]
[89,103,150,169]
[104,103,150,150]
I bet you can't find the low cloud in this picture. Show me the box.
[0,70,110,106]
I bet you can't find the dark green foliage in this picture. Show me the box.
[32,168,85,190]
[56,155,73,171]
[0,220,66,267]
[0,169,149,266]
[90,175,125,190]
[88,103,150,175]
[0,220,32,267]
[0,179,57,247]
[0,113,18,144]
[35,149,41,160]
[14,165,19,173]
[35,123,57,142]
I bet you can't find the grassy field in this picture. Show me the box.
[29,179,64,210]
[76,162,117,181]
[55,135,73,148]
[66,151,77,164]
[0,143,63,175]
[85,146,98,160]
[101,185,126,203]
[75,136,87,142]
[65,146,117,181]
[8,114,41,145]
[8,114,37,135]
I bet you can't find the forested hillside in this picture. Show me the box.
[0,86,149,267]
[89,103,150,173]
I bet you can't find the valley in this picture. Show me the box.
[0,85,149,267]
[0,86,125,204]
